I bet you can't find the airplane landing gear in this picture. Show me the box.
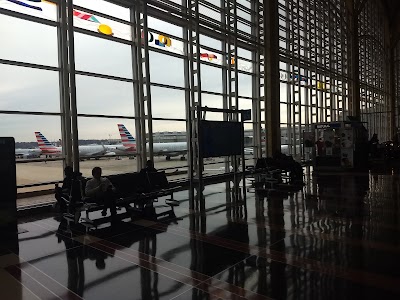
[166,156,171,161]
[180,156,186,161]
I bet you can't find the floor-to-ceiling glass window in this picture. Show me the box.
[278,0,349,158]
[0,0,264,204]
[0,1,63,196]
[358,0,390,141]
[72,0,136,178]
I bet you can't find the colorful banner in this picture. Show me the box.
[0,0,56,20]
[200,53,217,61]
[141,30,172,48]
[1,0,255,72]
[73,9,100,23]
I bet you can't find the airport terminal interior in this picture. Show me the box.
[2,0,400,299]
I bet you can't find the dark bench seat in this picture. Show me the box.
[62,171,181,229]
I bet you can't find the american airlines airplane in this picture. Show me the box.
[35,132,107,158]
[106,124,137,155]
[245,133,289,155]
[118,124,187,160]
[15,148,41,159]
[98,124,137,157]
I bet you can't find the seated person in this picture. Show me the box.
[140,160,157,174]
[68,171,85,212]
[55,166,74,212]
[272,152,303,183]
[139,160,161,192]
[85,167,117,217]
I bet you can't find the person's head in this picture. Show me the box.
[95,258,106,270]
[146,160,154,169]
[373,133,378,138]
[64,166,73,178]
[92,167,102,179]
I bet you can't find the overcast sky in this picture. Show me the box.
[0,0,274,142]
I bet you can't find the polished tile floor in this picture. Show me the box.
[2,169,400,299]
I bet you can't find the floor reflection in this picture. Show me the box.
[3,174,400,299]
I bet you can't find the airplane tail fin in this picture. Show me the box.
[35,132,58,153]
[117,124,137,151]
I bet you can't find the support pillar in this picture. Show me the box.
[347,0,360,118]
[58,0,72,168]
[390,45,396,138]
[66,0,80,172]
[264,0,280,156]
[351,11,360,117]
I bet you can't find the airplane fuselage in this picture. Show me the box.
[15,148,42,159]
[39,145,106,157]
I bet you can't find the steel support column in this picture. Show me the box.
[390,45,396,138]
[252,0,263,159]
[66,0,80,171]
[347,0,360,117]
[182,0,193,207]
[264,0,280,156]
[58,0,72,168]
[133,2,148,170]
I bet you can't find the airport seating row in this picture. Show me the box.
[249,157,304,197]
[60,171,181,230]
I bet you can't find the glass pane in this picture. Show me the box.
[201,65,222,93]
[0,0,57,21]
[151,119,186,133]
[73,9,131,40]
[199,47,223,67]
[202,94,223,121]
[74,32,133,78]
[77,117,137,177]
[150,120,188,181]
[280,103,288,123]
[236,58,253,72]
[149,51,184,87]
[77,116,135,141]
[0,114,63,188]
[0,114,61,144]
[238,98,252,112]
[238,47,254,62]
[199,4,221,22]
[144,29,185,56]
[74,0,130,21]
[151,86,186,119]
[0,64,60,112]
[237,0,251,9]
[0,14,58,66]
[148,16,183,38]
[76,75,134,116]
[238,74,252,98]
[237,22,252,35]
[200,34,222,51]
